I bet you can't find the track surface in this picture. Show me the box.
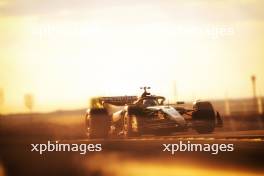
[60,130,264,143]
[1,130,264,176]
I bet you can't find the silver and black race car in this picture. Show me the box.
[85,87,223,138]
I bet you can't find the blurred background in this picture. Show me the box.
[0,0,264,176]
[0,0,264,114]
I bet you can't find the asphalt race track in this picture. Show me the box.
[1,129,264,176]
[62,129,264,142]
[0,112,264,176]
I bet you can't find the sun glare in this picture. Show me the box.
[1,1,264,113]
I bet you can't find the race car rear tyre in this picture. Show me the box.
[192,101,216,134]
[127,105,144,116]
[123,113,140,138]
[85,108,110,139]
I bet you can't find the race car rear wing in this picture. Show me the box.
[90,96,138,108]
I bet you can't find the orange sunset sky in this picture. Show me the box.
[0,0,264,114]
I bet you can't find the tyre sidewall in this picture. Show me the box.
[192,102,216,134]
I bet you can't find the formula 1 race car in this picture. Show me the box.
[85,87,223,138]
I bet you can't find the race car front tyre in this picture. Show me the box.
[192,101,216,134]
[85,108,110,139]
